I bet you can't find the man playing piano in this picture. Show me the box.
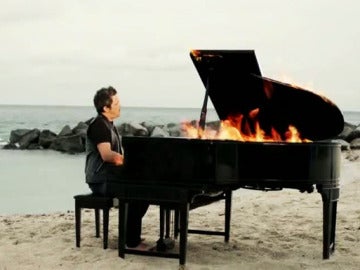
[85,86,149,250]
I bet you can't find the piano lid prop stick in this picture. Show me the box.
[198,75,210,138]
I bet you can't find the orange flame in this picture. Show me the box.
[190,49,223,62]
[181,108,311,143]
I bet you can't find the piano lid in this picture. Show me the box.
[190,49,344,141]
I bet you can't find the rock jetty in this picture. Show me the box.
[2,119,360,157]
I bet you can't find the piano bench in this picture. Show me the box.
[74,193,114,249]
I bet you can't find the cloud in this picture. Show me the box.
[0,0,359,110]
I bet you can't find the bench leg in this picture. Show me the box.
[103,208,110,249]
[95,209,100,238]
[75,203,81,247]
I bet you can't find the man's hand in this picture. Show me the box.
[113,153,124,166]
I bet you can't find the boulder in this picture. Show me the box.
[49,134,84,154]
[118,122,149,137]
[8,128,67,150]
[167,123,182,137]
[350,138,360,149]
[206,120,221,130]
[346,125,360,142]
[150,126,169,137]
[336,121,356,140]
[72,121,88,141]
[2,142,19,150]
[9,129,33,144]
[17,129,41,149]
[39,129,58,149]
[140,121,163,134]
[72,121,88,135]
[58,125,73,137]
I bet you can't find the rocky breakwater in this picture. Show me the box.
[2,119,360,159]
[1,118,190,154]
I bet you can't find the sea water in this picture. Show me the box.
[0,105,359,215]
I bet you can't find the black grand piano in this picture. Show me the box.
[109,50,344,267]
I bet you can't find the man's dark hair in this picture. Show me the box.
[93,86,117,114]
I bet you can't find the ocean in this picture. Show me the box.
[0,105,359,215]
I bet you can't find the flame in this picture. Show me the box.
[191,50,201,61]
[276,73,314,90]
[273,74,335,104]
[190,49,223,62]
[181,108,311,143]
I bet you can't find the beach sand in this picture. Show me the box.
[0,150,359,270]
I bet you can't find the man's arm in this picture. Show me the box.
[97,142,124,166]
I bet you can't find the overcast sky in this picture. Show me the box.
[1,0,359,111]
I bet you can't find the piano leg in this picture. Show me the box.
[166,209,171,238]
[118,199,128,258]
[158,206,172,238]
[179,202,189,267]
[159,206,165,241]
[319,187,339,259]
[174,210,179,239]
[224,190,232,242]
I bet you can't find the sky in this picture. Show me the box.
[1,0,359,111]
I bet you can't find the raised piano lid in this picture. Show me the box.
[190,49,344,141]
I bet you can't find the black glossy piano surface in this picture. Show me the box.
[112,136,341,191]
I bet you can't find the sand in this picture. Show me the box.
[0,150,359,270]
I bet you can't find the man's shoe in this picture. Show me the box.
[156,237,175,252]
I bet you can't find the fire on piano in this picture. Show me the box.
[109,49,344,268]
